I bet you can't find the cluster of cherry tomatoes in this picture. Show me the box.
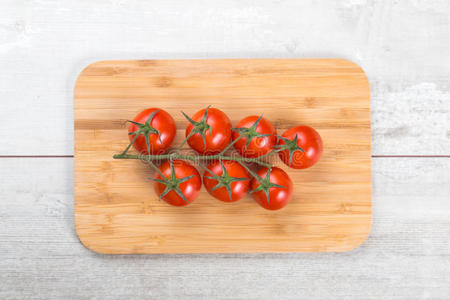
[121,106,323,210]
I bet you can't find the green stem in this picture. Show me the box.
[120,133,140,156]
[195,162,216,177]
[175,132,194,153]
[142,156,167,179]
[218,135,241,155]
[113,153,272,168]
[255,150,276,160]
[238,161,261,180]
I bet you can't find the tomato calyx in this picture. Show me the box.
[250,168,285,204]
[151,160,195,204]
[182,106,212,150]
[121,109,163,155]
[275,134,305,167]
[232,115,272,151]
[204,160,249,202]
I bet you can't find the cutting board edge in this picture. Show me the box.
[73,58,372,254]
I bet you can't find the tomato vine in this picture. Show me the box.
[112,106,322,210]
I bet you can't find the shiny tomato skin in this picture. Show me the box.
[251,167,293,210]
[128,108,176,155]
[278,126,323,169]
[203,160,250,202]
[232,116,277,158]
[153,160,201,207]
[186,108,232,155]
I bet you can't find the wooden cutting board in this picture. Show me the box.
[74,59,372,254]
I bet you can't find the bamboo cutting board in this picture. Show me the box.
[74,59,372,254]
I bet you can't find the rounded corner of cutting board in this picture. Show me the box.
[74,221,115,255]
[337,58,370,89]
[74,60,116,92]
[74,227,103,255]
[339,216,373,253]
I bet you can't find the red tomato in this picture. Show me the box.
[203,160,250,202]
[184,107,232,155]
[251,167,293,210]
[153,160,201,207]
[277,126,323,169]
[232,115,277,158]
[128,108,176,155]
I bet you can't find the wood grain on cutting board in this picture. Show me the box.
[74,59,371,254]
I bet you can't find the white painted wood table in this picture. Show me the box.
[1,1,449,299]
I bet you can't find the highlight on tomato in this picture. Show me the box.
[276,125,323,169]
[125,108,176,155]
[232,115,277,158]
[203,160,250,202]
[183,106,232,155]
[152,160,202,207]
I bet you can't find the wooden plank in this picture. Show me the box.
[0,0,448,297]
[73,59,372,253]
[1,157,449,299]
[0,1,449,156]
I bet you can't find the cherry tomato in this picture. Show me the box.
[184,106,232,155]
[153,160,201,207]
[128,108,176,155]
[203,160,250,202]
[277,126,323,169]
[232,115,277,158]
[251,167,293,210]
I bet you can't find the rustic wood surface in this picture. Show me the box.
[1,0,449,299]
[1,158,449,299]
[74,59,372,254]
